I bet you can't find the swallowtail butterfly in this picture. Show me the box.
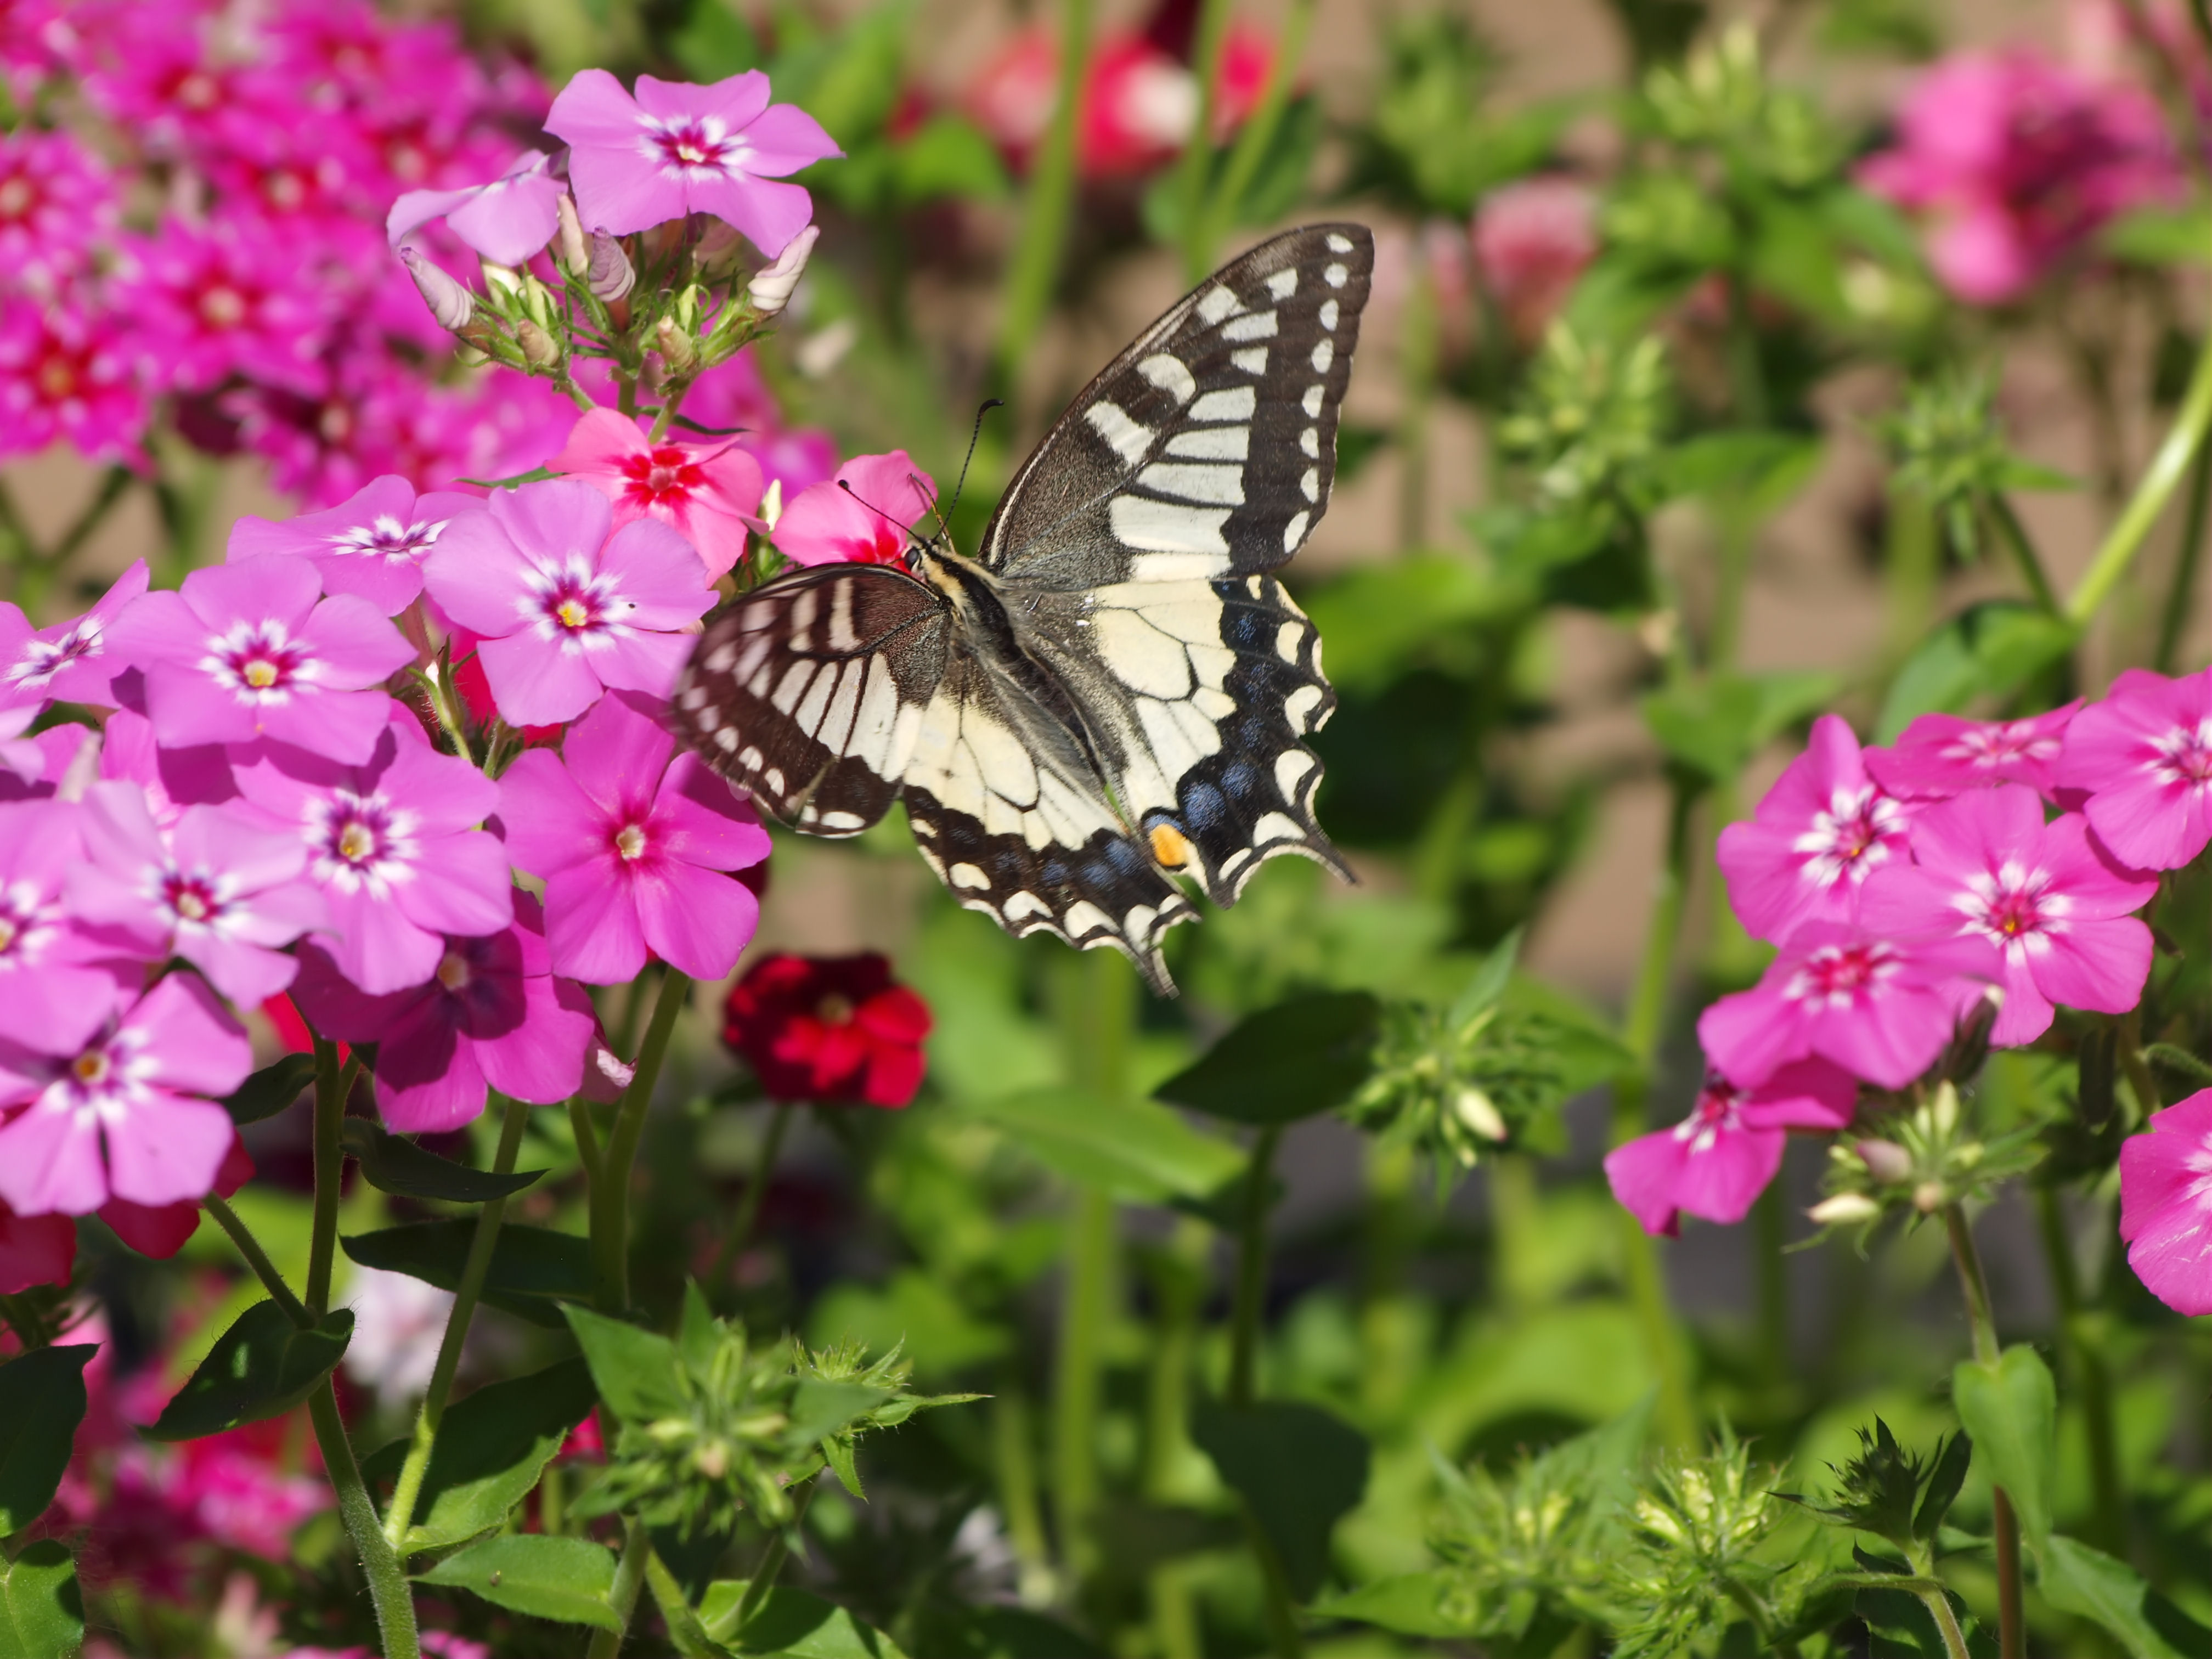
[671,224,1373,994]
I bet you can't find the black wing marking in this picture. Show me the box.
[672,563,949,836]
[978,223,1373,591]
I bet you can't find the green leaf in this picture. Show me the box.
[805,1269,1011,1380]
[698,1582,908,1657]
[341,1222,591,1326]
[1192,1401,1370,1600]
[668,0,759,80]
[2036,1536,2204,1658]
[0,1542,83,1659]
[362,1358,597,1552]
[562,1305,687,1424]
[1155,992,1381,1126]
[145,1302,352,1441]
[1643,669,1844,785]
[1647,430,1820,513]
[788,1379,891,1447]
[891,115,1010,204]
[1876,601,2077,742]
[1311,1570,1464,1637]
[340,1119,544,1204]
[953,1087,1245,1204]
[222,1052,316,1126]
[1950,1345,2056,1547]
[1447,930,1521,1031]
[1298,557,1500,694]
[0,1347,93,1534]
[1915,1427,1972,1541]
[416,1534,621,1631]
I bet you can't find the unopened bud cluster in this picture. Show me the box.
[1812,1077,2043,1232]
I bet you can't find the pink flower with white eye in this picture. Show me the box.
[0,561,149,716]
[2118,1088,2212,1316]
[2054,665,2212,871]
[551,409,766,580]
[497,689,771,984]
[232,707,512,996]
[0,971,251,1216]
[229,475,478,616]
[0,303,146,465]
[290,891,595,1133]
[97,708,239,832]
[0,799,131,1053]
[105,555,416,764]
[67,782,328,1008]
[421,479,715,728]
[772,450,936,567]
[113,212,331,397]
[0,129,115,280]
[1861,785,2155,1048]
[1698,922,1988,1093]
[1606,1059,1858,1237]
[544,69,840,256]
[1717,715,1912,945]
[1866,703,2079,802]
[386,149,565,268]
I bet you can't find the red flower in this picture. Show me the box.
[721,953,931,1108]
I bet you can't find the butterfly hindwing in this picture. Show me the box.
[671,562,947,836]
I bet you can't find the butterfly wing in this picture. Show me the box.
[671,562,949,836]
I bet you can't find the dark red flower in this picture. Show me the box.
[721,953,931,1108]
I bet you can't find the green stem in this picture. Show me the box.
[1396,262,1437,551]
[592,970,691,1313]
[1986,494,2061,616]
[2067,309,2212,626]
[202,1195,309,1327]
[568,1095,602,1177]
[2035,1186,2126,1558]
[1227,1125,1283,1409]
[1173,0,1234,283]
[995,0,1093,381]
[1944,1205,2023,1659]
[2155,433,2212,673]
[382,1094,531,1552]
[1190,0,1317,275]
[1752,1179,1788,1387]
[1141,1220,1207,1657]
[731,1479,816,1630]
[1915,1583,1973,1659]
[1722,270,1770,431]
[1246,1516,1306,1658]
[309,1380,420,1659]
[1886,488,1941,668]
[586,1515,650,1659]
[306,1040,353,1318]
[991,1383,1056,1605]
[711,1101,794,1286]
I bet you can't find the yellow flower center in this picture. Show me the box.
[73,1052,109,1085]
[614,824,646,861]
[556,598,591,629]
[175,890,209,921]
[243,658,279,689]
[436,950,470,992]
[338,820,376,861]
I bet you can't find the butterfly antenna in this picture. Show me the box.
[837,479,933,560]
[947,399,1003,531]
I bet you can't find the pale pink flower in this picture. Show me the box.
[228,474,478,616]
[2055,666,2212,871]
[1606,1059,1858,1237]
[386,149,563,268]
[551,409,765,579]
[1865,704,2079,801]
[0,560,148,714]
[421,479,715,727]
[1472,176,1599,342]
[497,689,770,983]
[772,450,935,567]
[1861,786,2155,1047]
[544,69,839,255]
[2119,1087,2212,1316]
[1717,715,1913,944]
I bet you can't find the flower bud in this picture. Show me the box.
[583,1030,635,1104]
[1807,1193,1881,1226]
[1452,1086,1508,1143]
[1911,1180,1946,1214]
[655,313,697,373]
[757,477,785,532]
[749,224,818,319]
[479,260,523,302]
[695,217,745,276]
[587,231,634,302]
[515,317,560,369]
[556,192,589,276]
[399,247,475,331]
[1854,1139,1913,1184]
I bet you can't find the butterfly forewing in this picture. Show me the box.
[671,562,947,835]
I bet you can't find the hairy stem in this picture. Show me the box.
[585,1516,650,1659]
[202,1195,309,1327]
[1944,1205,2023,1659]
[732,1478,817,1631]
[1915,1583,1973,1659]
[310,1380,420,1659]
[306,1040,353,1318]
[592,970,690,1312]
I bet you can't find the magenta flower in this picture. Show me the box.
[551,409,765,579]
[0,129,116,281]
[1472,176,1598,343]
[1699,922,1986,1092]
[1717,714,1912,945]
[544,69,840,255]
[2054,666,2212,871]
[0,799,131,1053]
[233,708,512,996]
[290,892,594,1132]
[773,450,936,567]
[0,971,251,1216]
[0,303,147,464]
[105,554,414,764]
[497,689,770,983]
[2118,1089,2212,1316]
[1859,50,2179,304]
[115,213,330,396]
[1860,786,2155,1048]
[1865,704,2078,802]
[0,560,148,714]
[229,475,479,616]
[0,1199,75,1294]
[421,479,714,727]
[1606,1059,1858,1237]
[386,149,563,268]
[97,708,240,832]
[67,782,328,1008]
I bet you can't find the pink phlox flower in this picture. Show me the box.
[0,969,251,1216]
[232,706,512,996]
[496,688,771,984]
[1860,785,2155,1048]
[0,560,149,714]
[0,721,94,804]
[0,1197,75,1293]
[291,890,594,1132]
[551,408,765,579]
[544,68,840,256]
[1865,703,2079,801]
[387,148,563,268]
[0,798,134,1053]
[104,553,414,763]
[421,478,715,727]
[98,707,239,831]
[2118,1087,2212,1316]
[67,781,329,1007]
[114,212,332,397]
[1605,1058,1858,1238]
[1472,175,1599,343]
[772,449,936,567]
[0,128,116,281]
[1858,49,2180,304]
[1698,921,1989,1092]
[1717,714,1913,944]
[99,1130,253,1262]
[2053,665,2212,871]
[0,302,148,465]
[77,13,257,159]
[229,474,478,615]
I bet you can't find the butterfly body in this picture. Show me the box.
[672,224,1374,993]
